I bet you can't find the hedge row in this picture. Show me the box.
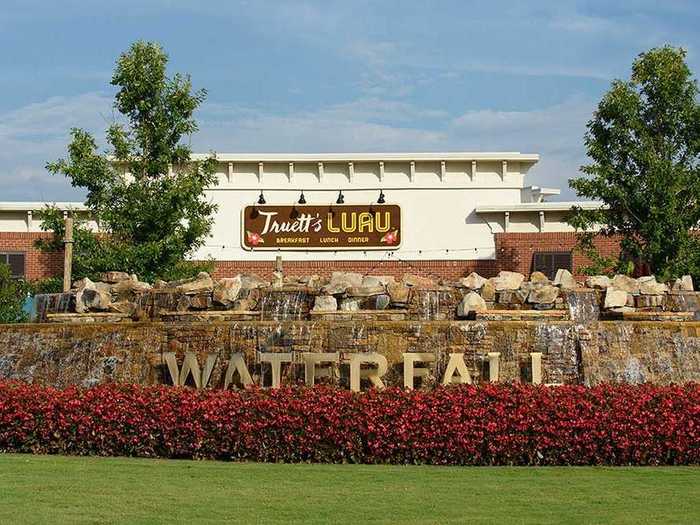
[1,382,698,465]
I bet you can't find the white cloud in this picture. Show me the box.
[1,91,597,201]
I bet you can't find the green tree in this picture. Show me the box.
[0,263,30,324]
[41,41,217,283]
[568,46,700,281]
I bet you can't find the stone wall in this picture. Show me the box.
[1,320,698,389]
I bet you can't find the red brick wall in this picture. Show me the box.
[0,231,621,282]
[0,232,63,280]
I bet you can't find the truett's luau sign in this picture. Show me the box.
[242,205,401,250]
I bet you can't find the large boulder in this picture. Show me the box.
[100,271,131,284]
[322,272,363,295]
[637,276,668,295]
[213,276,242,306]
[554,269,577,290]
[457,291,487,318]
[612,274,640,294]
[240,273,269,290]
[529,271,550,285]
[75,278,112,313]
[402,274,437,289]
[585,275,611,289]
[172,272,214,295]
[111,278,151,301]
[490,271,525,291]
[604,288,629,309]
[460,272,488,290]
[312,295,338,312]
[480,280,496,302]
[527,285,559,304]
[339,298,362,311]
[672,275,694,292]
[387,282,410,304]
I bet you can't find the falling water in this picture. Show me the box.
[259,290,309,321]
[565,290,600,324]
[33,293,73,322]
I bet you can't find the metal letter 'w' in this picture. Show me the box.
[161,352,218,389]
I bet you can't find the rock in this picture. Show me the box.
[460,272,488,290]
[176,295,191,312]
[108,300,135,315]
[322,272,364,294]
[189,293,212,310]
[387,282,410,304]
[312,295,337,312]
[374,294,391,310]
[529,271,550,285]
[240,273,269,290]
[672,275,694,292]
[480,280,496,302]
[174,272,214,295]
[402,274,437,289]
[457,292,487,318]
[100,271,131,284]
[213,276,242,306]
[339,298,361,311]
[498,289,528,305]
[347,284,385,297]
[490,271,525,291]
[554,269,577,290]
[271,271,284,289]
[232,298,256,312]
[362,275,395,288]
[154,280,168,289]
[612,274,640,294]
[604,288,629,308]
[585,275,611,289]
[75,287,111,313]
[637,276,668,295]
[112,279,151,301]
[528,285,559,304]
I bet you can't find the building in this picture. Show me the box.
[0,152,611,281]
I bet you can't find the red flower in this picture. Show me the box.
[381,229,399,245]
[246,231,264,246]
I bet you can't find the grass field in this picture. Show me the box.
[0,454,698,524]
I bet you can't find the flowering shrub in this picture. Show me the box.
[0,382,698,465]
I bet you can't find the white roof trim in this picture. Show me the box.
[0,202,88,212]
[185,152,540,163]
[475,201,604,213]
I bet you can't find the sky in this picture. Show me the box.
[1,0,698,201]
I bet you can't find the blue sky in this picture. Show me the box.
[1,0,698,200]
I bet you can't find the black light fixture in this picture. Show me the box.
[298,191,306,205]
[257,191,266,205]
[377,190,386,204]
[336,190,344,204]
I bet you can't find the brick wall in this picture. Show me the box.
[0,231,621,282]
[0,232,63,280]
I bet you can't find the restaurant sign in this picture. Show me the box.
[242,205,401,250]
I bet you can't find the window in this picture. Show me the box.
[532,251,572,280]
[0,253,26,278]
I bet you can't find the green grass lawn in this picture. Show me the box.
[0,454,698,524]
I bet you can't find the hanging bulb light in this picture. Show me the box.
[336,190,344,204]
[257,191,266,205]
[298,191,306,204]
[377,190,386,204]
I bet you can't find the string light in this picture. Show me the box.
[257,191,266,205]
[336,190,344,204]
[377,190,386,204]
[298,191,306,204]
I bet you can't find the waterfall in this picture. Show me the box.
[33,293,73,322]
[259,290,309,321]
[565,290,600,324]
